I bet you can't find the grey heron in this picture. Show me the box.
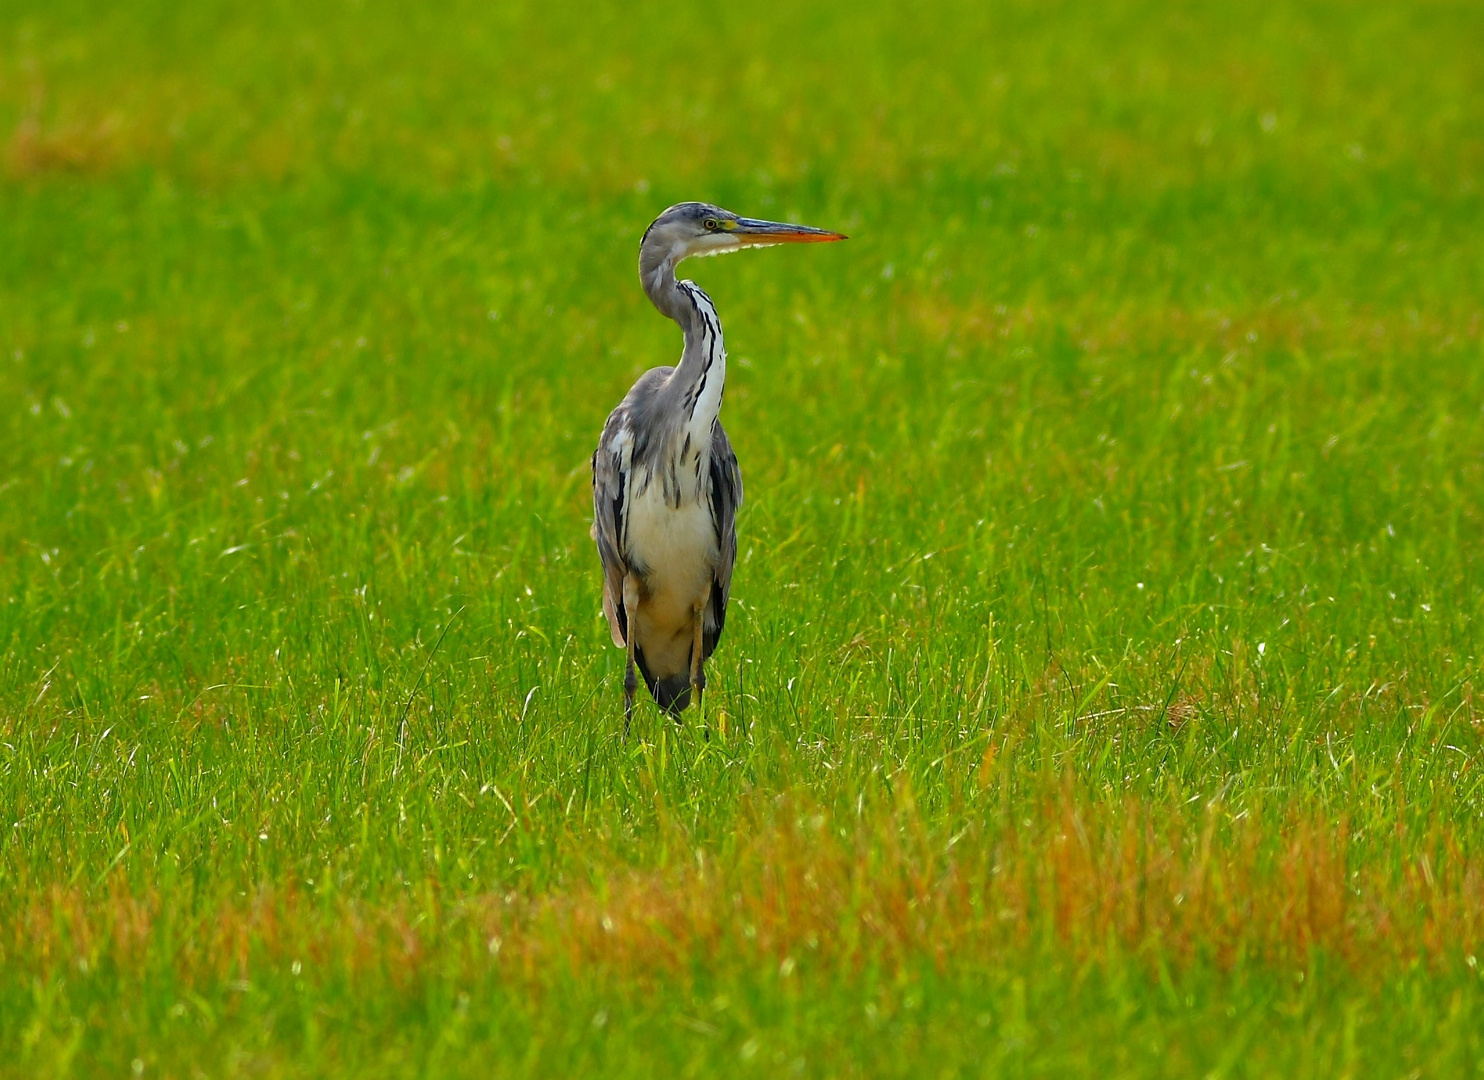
[591,202,846,733]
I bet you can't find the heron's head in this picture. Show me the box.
[641,202,847,265]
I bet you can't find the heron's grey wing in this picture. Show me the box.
[591,411,633,649]
[703,419,743,660]
[592,366,678,649]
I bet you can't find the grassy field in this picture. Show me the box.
[2,0,1483,1074]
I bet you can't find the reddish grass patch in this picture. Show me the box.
[7,794,1483,994]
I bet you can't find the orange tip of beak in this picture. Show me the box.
[737,229,849,246]
[781,230,848,243]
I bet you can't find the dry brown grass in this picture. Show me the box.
[899,291,1484,362]
[9,793,1483,995]
[1,74,135,178]
[4,112,122,176]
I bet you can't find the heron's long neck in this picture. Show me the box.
[671,282,726,434]
[641,252,727,442]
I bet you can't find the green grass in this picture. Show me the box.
[3,0,1483,1075]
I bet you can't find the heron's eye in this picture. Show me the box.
[703,218,719,231]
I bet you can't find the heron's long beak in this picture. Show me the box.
[732,217,848,246]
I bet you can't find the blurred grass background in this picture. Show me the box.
[2,0,1483,1075]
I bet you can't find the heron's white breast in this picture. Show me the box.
[625,466,717,619]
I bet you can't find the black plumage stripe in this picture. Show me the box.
[682,283,724,422]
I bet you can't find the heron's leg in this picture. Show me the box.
[622,575,641,738]
[690,603,707,739]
